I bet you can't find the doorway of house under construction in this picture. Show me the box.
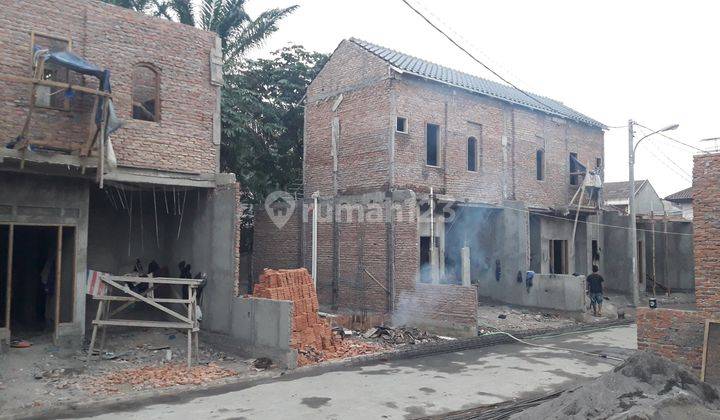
[0,225,76,344]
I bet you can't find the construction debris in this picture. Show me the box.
[84,363,237,394]
[362,326,443,346]
[297,338,387,366]
[512,351,720,419]
[252,357,273,370]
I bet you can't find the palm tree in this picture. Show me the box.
[105,0,297,68]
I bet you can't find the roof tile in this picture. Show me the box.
[349,38,605,129]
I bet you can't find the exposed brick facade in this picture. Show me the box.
[637,308,705,371]
[0,0,220,174]
[394,283,478,337]
[636,152,720,373]
[304,40,604,207]
[251,204,303,284]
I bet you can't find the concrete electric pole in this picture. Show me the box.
[627,120,640,307]
[627,120,679,307]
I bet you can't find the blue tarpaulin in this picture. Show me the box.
[34,47,121,134]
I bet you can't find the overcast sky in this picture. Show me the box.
[246,0,719,197]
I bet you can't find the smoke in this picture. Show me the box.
[420,204,497,285]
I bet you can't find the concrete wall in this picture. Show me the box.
[216,296,295,368]
[640,220,694,291]
[481,271,585,312]
[0,172,89,341]
[602,211,633,292]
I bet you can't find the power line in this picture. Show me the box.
[634,122,706,153]
[398,0,570,122]
[643,147,692,182]
[410,0,535,91]
[634,126,693,181]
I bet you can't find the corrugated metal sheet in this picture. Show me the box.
[350,38,605,129]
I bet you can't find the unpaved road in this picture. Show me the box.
[78,325,637,419]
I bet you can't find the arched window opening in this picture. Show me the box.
[132,64,159,122]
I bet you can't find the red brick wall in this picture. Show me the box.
[637,308,705,372]
[693,152,720,313]
[251,204,303,284]
[0,0,219,174]
[637,152,720,372]
[304,40,604,208]
[304,40,393,196]
[394,283,478,337]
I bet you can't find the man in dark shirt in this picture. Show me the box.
[586,265,605,316]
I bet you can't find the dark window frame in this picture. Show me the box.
[536,149,545,180]
[467,136,478,172]
[426,123,440,167]
[569,152,579,185]
[396,116,408,133]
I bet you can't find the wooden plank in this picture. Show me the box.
[101,276,192,324]
[81,96,100,157]
[700,319,720,385]
[107,284,157,318]
[87,299,104,360]
[94,295,190,304]
[0,74,113,98]
[53,226,62,345]
[5,225,13,344]
[107,275,203,286]
[92,319,191,329]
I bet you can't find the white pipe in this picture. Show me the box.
[311,191,319,288]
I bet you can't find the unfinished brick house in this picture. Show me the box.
[253,38,609,331]
[0,0,241,347]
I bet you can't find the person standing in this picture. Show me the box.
[586,265,605,316]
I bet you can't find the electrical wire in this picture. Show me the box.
[634,122,706,153]
[399,0,574,123]
[477,321,625,362]
[458,200,695,237]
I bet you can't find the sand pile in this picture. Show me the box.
[513,351,720,420]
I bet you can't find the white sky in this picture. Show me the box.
[246,0,720,198]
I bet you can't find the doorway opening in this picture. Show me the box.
[0,225,76,342]
[591,240,600,266]
[549,239,568,274]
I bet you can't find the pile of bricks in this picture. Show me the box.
[253,268,335,353]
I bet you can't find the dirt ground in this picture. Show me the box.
[476,294,634,334]
[0,329,275,414]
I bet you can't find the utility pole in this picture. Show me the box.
[627,120,680,306]
[628,119,640,306]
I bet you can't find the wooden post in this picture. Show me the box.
[5,225,13,344]
[53,226,62,345]
[187,328,192,368]
[87,299,104,360]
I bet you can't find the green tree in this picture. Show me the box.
[222,45,328,206]
[104,0,297,68]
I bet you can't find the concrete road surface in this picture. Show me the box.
[80,324,637,420]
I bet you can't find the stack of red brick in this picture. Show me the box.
[253,268,335,353]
